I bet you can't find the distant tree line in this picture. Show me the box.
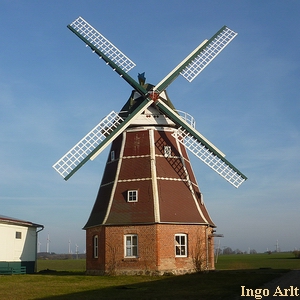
[219,247,257,255]
[219,248,300,255]
[38,252,86,260]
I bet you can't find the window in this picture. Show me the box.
[127,190,138,202]
[124,234,138,257]
[175,234,187,257]
[15,232,22,239]
[164,145,171,157]
[110,150,115,161]
[93,235,98,258]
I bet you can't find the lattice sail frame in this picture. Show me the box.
[172,127,246,188]
[180,27,237,82]
[54,18,247,186]
[52,111,123,179]
[69,17,136,73]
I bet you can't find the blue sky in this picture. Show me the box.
[1,0,299,254]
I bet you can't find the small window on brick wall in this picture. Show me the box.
[15,231,22,239]
[93,235,98,258]
[124,234,138,257]
[110,150,115,161]
[127,190,138,202]
[175,234,187,257]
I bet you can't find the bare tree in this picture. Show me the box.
[106,243,119,275]
[191,230,206,272]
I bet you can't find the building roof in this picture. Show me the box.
[84,127,215,229]
[0,215,43,228]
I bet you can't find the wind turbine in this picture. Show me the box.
[46,234,50,253]
[75,244,79,259]
[37,241,41,253]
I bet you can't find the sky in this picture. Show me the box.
[1,0,299,255]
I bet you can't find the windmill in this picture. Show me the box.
[53,17,247,275]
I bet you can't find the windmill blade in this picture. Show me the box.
[173,128,246,188]
[68,17,148,96]
[54,17,158,181]
[69,16,135,72]
[53,111,123,180]
[156,100,247,188]
[53,99,153,180]
[154,26,237,93]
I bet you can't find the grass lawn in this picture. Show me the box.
[216,252,300,270]
[0,253,298,300]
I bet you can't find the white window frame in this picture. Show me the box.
[127,190,138,202]
[124,234,138,258]
[164,145,171,157]
[15,231,22,239]
[93,235,98,258]
[175,234,187,257]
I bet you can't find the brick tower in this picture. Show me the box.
[84,88,216,275]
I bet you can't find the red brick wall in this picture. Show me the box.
[156,224,214,273]
[86,226,106,273]
[86,223,214,275]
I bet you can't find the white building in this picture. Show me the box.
[0,215,43,274]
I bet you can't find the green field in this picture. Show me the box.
[0,253,298,300]
[216,252,300,270]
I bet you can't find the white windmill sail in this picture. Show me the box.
[69,16,136,73]
[154,26,237,93]
[52,111,123,179]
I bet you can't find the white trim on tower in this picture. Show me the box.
[149,128,161,223]
[102,131,127,224]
